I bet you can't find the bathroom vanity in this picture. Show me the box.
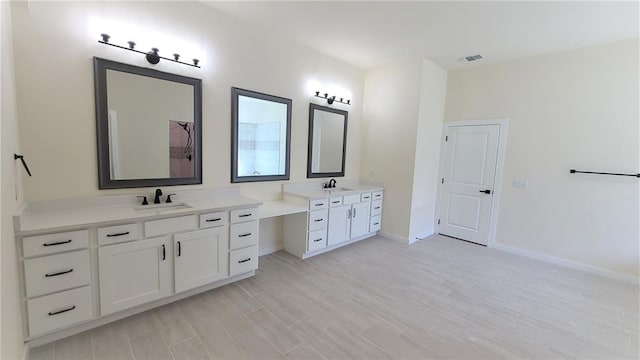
[281,182,384,259]
[14,187,260,344]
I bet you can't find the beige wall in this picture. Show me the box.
[362,59,423,239]
[1,1,25,359]
[445,39,639,279]
[11,1,363,202]
[408,60,448,241]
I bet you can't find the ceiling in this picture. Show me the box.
[205,1,639,70]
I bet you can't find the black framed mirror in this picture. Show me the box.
[231,87,292,183]
[94,57,202,189]
[307,103,348,178]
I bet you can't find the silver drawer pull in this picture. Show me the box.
[239,214,252,218]
[313,238,323,242]
[238,233,252,237]
[106,231,130,237]
[374,206,381,209]
[48,305,76,316]
[45,268,74,277]
[206,218,222,222]
[314,219,324,222]
[43,239,72,247]
[238,258,251,264]
[363,196,370,199]
[314,203,324,207]
[331,201,340,204]
[373,222,379,226]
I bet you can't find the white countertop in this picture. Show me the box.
[283,184,384,200]
[15,188,262,235]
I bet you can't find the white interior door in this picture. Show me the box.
[439,125,500,245]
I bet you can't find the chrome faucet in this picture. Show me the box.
[153,189,163,204]
[328,179,337,188]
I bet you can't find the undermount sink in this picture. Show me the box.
[322,187,354,193]
[134,202,193,212]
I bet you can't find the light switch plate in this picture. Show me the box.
[512,179,528,189]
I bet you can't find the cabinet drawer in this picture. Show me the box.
[329,197,343,207]
[343,194,360,205]
[24,249,90,298]
[370,215,382,232]
[200,211,229,228]
[27,285,92,336]
[372,191,384,200]
[229,246,258,276]
[360,192,372,202]
[230,221,258,250]
[230,208,258,223]
[23,230,88,258]
[145,215,197,237]
[371,200,383,216]
[309,199,328,210]
[308,209,328,231]
[98,224,138,246]
[308,229,327,252]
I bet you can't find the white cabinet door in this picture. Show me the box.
[350,202,371,239]
[174,227,229,293]
[328,205,351,246]
[99,236,172,315]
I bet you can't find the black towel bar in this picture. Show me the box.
[570,169,640,178]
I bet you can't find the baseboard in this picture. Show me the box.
[379,231,409,243]
[491,242,639,286]
[410,230,435,244]
[259,244,283,257]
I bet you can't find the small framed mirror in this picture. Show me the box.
[307,103,348,178]
[231,87,292,183]
[94,57,202,189]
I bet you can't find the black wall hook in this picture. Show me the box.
[14,154,32,177]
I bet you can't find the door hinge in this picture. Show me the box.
[437,219,440,225]
[441,178,444,184]
[445,135,448,142]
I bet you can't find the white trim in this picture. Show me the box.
[378,231,409,243]
[434,118,509,247]
[23,346,29,360]
[259,244,283,256]
[410,230,434,244]
[492,242,639,286]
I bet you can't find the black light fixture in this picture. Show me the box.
[98,33,201,68]
[314,91,351,106]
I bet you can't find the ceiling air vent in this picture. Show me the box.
[458,54,483,63]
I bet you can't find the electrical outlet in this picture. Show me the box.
[512,179,528,189]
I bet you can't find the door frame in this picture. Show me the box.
[434,118,509,247]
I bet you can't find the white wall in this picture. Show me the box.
[1,1,25,359]
[445,39,639,279]
[408,60,448,241]
[10,1,363,203]
[361,59,423,239]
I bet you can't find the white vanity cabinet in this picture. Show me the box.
[21,230,93,336]
[174,227,229,293]
[283,186,384,259]
[15,188,262,341]
[99,236,173,315]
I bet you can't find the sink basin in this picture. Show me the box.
[322,187,353,194]
[134,202,193,212]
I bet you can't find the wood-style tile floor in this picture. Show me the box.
[30,235,639,360]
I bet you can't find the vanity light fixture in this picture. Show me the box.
[98,33,201,68]
[314,91,351,106]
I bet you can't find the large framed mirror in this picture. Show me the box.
[307,103,348,178]
[94,57,202,189]
[231,87,292,183]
